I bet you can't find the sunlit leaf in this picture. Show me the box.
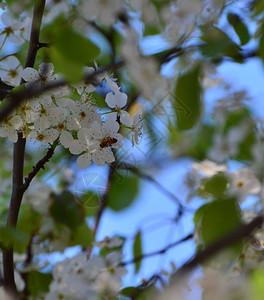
[250,269,264,300]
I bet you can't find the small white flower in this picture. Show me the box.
[27,128,59,143]
[94,236,123,249]
[79,0,124,26]
[228,168,261,202]
[22,63,59,87]
[0,12,23,45]
[69,127,94,169]
[191,160,227,177]
[104,73,120,94]
[31,100,62,130]
[89,120,123,166]
[20,16,31,41]
[72,66,96,95]
[0,55,22,86]
[131,110,143,146]
[67,102,101,130]
[105,92,130,125]
[70,120,123,169]
[0,114,22,142]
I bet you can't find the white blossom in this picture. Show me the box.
[0,114,22,142]
[0,12,23,45]
[191,160,227,177]
[79,0,124,26]
[46,251,127,300]
[131,110,143,146]
[228,168,261,202]
[105,92,130,125]
[94,236,124,248]
[22,62,60,87]
[0,55,22,86]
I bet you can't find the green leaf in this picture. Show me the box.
[223,107,250,133]
[0,226,29,250]
[50,46,84,82]
[80,191,101,217]
[27,271,52,297]
[144,24,160,36]
[47,22,100,82]
[198,173,229,199]
[121,287,142,297]
[70,222,94,247]
[50,191,85,230]
[6,0,36,16]
[227,13,250,45]
[199,26,241,61]
[236,129,256,161]
[258,27,264,62]
[250,269,264,300]
[107,174,139,211]
[251,0,264,16]
[174,66,202,130]
[194,198,241,248]
[133,231,142,273]
[53,27,100,64]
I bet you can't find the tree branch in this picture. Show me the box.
[2,0,46,295]
[21,139,58,193]
[172,214,264,280]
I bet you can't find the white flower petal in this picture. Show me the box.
[104,119,119,135]
[44,129,59,143]
[77,153,91,169]
[39,63,54,77]
[9,34,23,45]
[9,115,23,130]
[1,12,13,27]
[69,140,85,155]
[60,130,74,148]
[120,111,131,126]
[105,74,120,93]
[21,67,40,82]
[114,92,127,108]
[92,150,106,166]
[105,92,116,108]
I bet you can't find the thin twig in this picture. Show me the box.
[121,233,193,266]
[21,140,58,193]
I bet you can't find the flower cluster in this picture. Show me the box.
[0,62,143,169]
[46,250,127,300]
